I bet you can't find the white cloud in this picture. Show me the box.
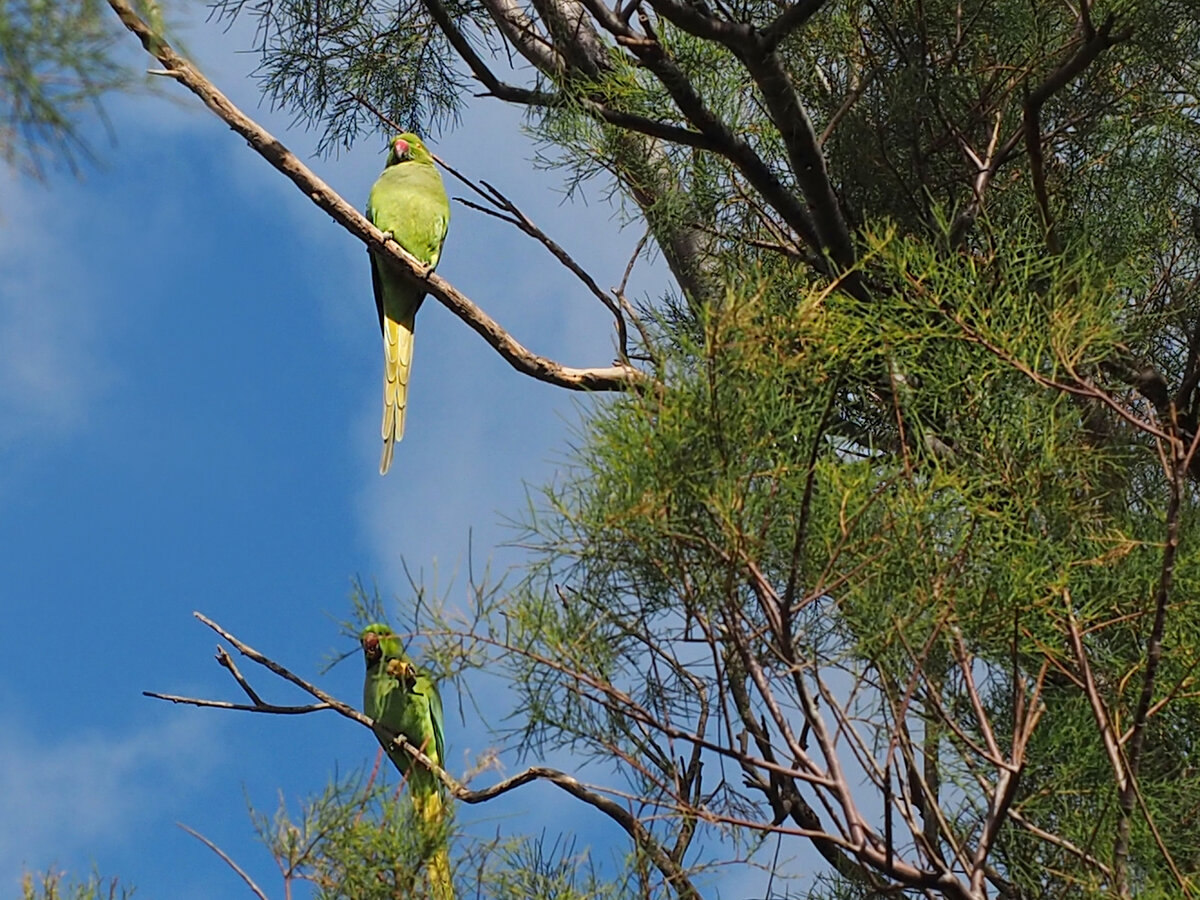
[0,710,223,884]
[0,172,115,446]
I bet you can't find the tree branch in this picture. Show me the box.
[760,0,826,51]
[443,168,631,358]
[611,14,827,260]
[420,0,718,150]
[1022,10,1132,254]
[1114,426,1193,893]
[105,0,651,394]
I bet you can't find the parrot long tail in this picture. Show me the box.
[413,787,454,900]
[380,311,416,474]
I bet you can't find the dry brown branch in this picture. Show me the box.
[216,644,264,706]
[143,691,331,715]
[1114,426,1195,894]
[1065,599,1128,796]
[105,0,651,395]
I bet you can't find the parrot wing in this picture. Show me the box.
[361,624,454,899]
[366,134,450,473]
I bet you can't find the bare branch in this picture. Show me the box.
[1022,12,1132,253]
[439,166,630,357]
[143,691,331,715]
[481,0,568,75]
[1065,600,1128,796]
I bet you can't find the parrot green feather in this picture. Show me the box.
[366,133,450,474]
[361,623,453,900]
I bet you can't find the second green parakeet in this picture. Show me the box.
[361,623,452,899]
[366,133,450,474]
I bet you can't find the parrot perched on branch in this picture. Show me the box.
[366,133,450,474]
[361,623,453,899]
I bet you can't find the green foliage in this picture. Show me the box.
[252,775,454,899]
[479,218,1200,896]
[0,0,139,175]
[209,0,484,156]
[18,869,132,900]
[250,773,623,900]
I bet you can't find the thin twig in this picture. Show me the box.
[178,822,271,900]
[143,691,331,714]
[448,175,630,357]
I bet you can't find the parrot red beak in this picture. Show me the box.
[363,631,381,659]
[395,138,410,158]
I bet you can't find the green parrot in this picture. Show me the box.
[361,623,453,899]
[366,133,450,474]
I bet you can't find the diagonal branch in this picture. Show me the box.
[645,0,858,281]
[105,0,651,394]
[760,0,826,50]
[568,0,827,262]
[420,0,718,150]
[1022,9,1132,253]
[1114,426,1195,893]
[446,171,631,358]
[178,823,271,900]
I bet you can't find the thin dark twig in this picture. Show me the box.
[613,230,657,359]
[178,822,271,900]
[440,169,631,356]
[143,691,331,714]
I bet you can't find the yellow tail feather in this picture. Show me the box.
[413,789,453,900]
[380,312,416,475]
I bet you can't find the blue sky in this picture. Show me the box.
[0,6,708,897]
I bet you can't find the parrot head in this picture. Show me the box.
[361,622,403,666]
[385,133,434,167]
